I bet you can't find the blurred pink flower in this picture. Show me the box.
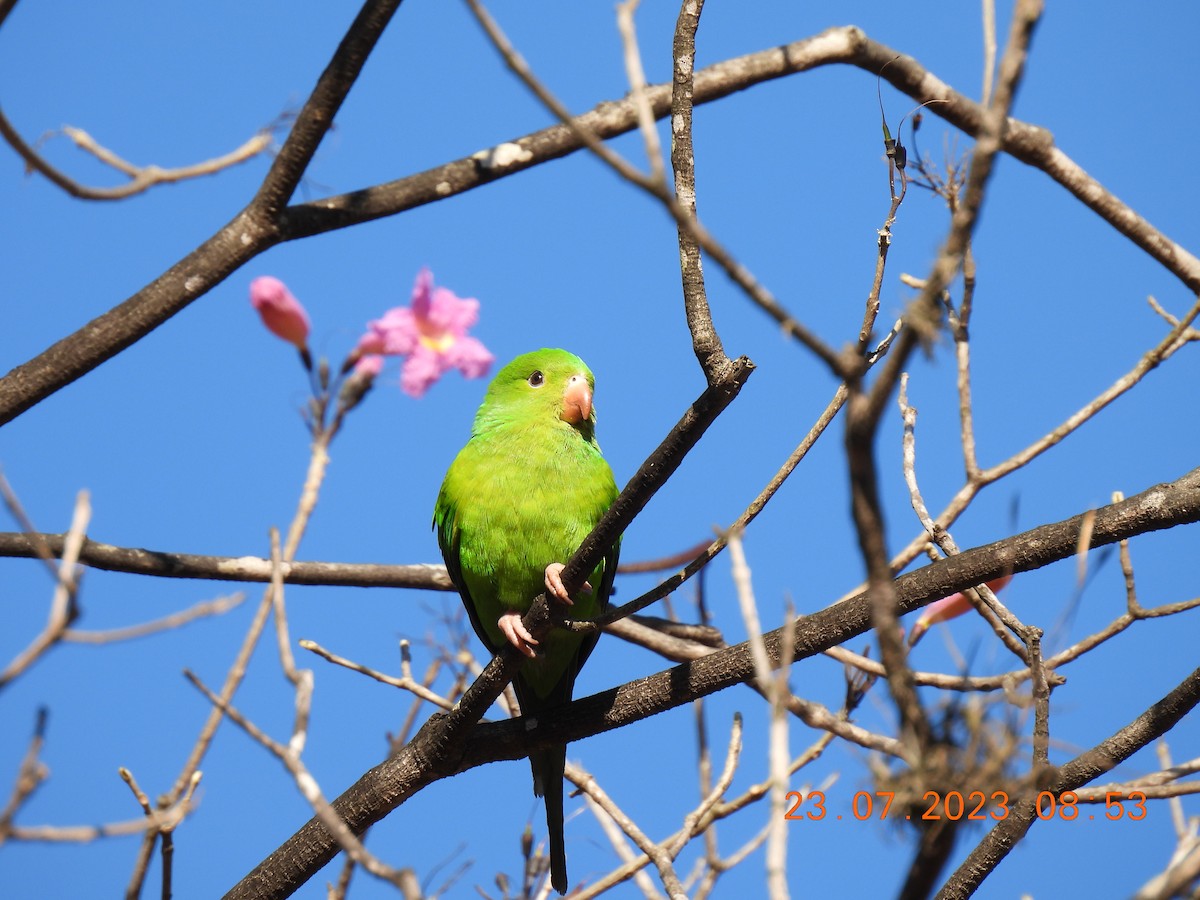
[250,276,311,350]
[365,268,494,397]
[908,574,1014,646]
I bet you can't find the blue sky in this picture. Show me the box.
[2,1,1199,897]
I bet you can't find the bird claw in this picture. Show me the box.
[544,562,591,606]
[498,611,539,658]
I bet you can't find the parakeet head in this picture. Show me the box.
[472,348,598,439]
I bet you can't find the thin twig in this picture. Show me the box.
[0,114,271,200]
[63,593,245,644]
[301,640,454,710]
[898,375,1029,662]
[570,714,743,899]
[0,490,90,690]
[0,469,61,579]
[938,662,1200,899]
[118,768,156,900]
[6,781,198,845]
[616,0,665,187]
[463,0,835,375]
[184,670,411,889]
[570,764,686,897]
[581,783,665,899]
[590,375,855,630]
[880,291,1200,583]
[0,708,49,847]
[727,531,789,897]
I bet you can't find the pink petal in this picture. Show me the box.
[427,286,479,334]
[918,592,973,628]
[410,268,434,320]
[368,307,419,355]
[444,335,494,379]
[250,276,311,349]
[400,345,449,397]
[911,574,1014,641]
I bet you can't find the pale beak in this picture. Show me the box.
[561,374,593,424]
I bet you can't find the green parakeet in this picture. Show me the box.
[434,348,620,895]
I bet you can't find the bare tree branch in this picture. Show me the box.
[6,23,1196,426]
[0,111,271,200]
[225,468,1200,899]
[62,593,245,644]
[0,490,89,691]
[0,709,48,847]
[224,348,755,900]
[669,0,728,382]
[0,0,406,426]
[938,663,1200,899]
[0,532,453,589]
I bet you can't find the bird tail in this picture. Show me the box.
[531,743,568,895]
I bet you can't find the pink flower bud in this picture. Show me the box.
[250,276,311,350]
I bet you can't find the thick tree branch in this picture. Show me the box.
[0,0,18,30]
[0,208,274,426]
[225,467,1200,900]
[0,0,405,427]
[280,26,1200,293]
[0,533,453,590]
[225,357,755,900]
[5,25,1196,427]
[253,0,405,215]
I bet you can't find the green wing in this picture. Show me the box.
[433,431,619,673]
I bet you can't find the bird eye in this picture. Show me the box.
[527,370,545,387]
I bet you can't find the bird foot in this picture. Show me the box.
[544,562,592,605]
[498,611,539,658]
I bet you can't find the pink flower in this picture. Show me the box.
[908,574,1014,646]
[364,268,494,397]
[250,277,311,350]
